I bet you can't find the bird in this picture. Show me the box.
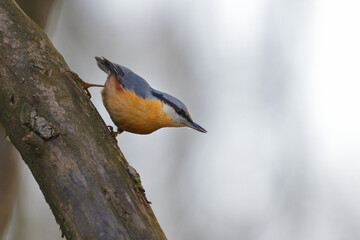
[78,56,207,135]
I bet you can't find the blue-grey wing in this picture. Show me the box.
[116,64,189,112]
[119,66,154,99]
[95,57,153,99]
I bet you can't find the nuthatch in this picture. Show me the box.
[83,57,207,135]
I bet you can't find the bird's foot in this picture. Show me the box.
[107,126,123,137]
[66,71,104,98]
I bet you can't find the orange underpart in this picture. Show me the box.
[101,75,176,134]
[110,75,123,92]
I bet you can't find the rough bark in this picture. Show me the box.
[0,1,166,239]
[0,1,56,238]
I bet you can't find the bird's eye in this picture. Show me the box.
[175,108,191,121]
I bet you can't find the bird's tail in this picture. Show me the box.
[95,56,125,77]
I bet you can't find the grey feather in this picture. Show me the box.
[95,56,192,121]
[96,56,153,99]
[120,66,153,99]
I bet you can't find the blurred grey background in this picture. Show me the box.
[2,0,360,239]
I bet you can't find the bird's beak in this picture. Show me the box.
[187,121,207,133]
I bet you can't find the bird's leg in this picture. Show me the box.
[116,129,124,136]
[66,71,104,98]
[107,126,123,137]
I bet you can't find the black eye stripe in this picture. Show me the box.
[152,91,192,122]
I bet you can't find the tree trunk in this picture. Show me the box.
[0,0,166,239]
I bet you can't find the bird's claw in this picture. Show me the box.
[107,126,123,137]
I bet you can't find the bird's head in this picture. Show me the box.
[152,90,207,133]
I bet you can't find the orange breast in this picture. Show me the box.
[101,75,174,134]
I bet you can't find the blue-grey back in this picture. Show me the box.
[117,65,153,99]
[96,57,190,119]
[114,64,188,114]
